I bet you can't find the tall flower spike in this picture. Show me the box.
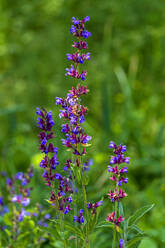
[106,141,130,229]
[36,108,59,186]
[36,108,73,215]
[66,16,91,81]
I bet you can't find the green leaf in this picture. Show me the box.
[95,221,114,229]
[128,224,144,235]
[119,202,124,217]
[17,232,30,241]
[39,226,62,241]
[128,204,154,226]
[127,235,146,247]
[63,222,84,240]
[52,220,84,241]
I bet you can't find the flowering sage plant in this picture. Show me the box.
[36,16,154,248]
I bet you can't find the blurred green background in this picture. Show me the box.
[0,0,165,247]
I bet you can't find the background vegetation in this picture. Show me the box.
[0,0,165,247]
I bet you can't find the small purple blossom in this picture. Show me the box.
[44,213,51,219]
[22,198,30,207]
[18,208,28,222]
[70,25,77,34]
[0,197,3,206]
[16,172,23,180]
[119,239,124,248]
[73,209,85,224]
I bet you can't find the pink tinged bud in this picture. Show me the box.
[109,175,117,181]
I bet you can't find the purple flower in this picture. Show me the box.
[21,178,28,186]
[124,157,130,164]
[11,194,21,203]
[44,213,51,219]
[70,25,77,34]
[109,141,116,149]
[72,17,80,25]
[119,239,124,248]
[73,209,85,224]
[108,166,113,172]
[110,156,117,165]
[120,144,126,152]
[82,16,90,22]
[36,107,43,116]
[81,29,91,38]
[80,71,86,81]
[81,135,92,144]
[66,53,73,61]
[95,201,103,208]
[55,173,63,180]
[67,196,72,203]
[64,205,72,214]
[22,198,30,207]
[0,197,3,206]
[3,206,9,214]
[120,167,128,173]
[41,137,47,146]
[87,200,103,214]
[65,65,76,77]
[16,172,23,180]
[83,52,90,60]
[82,159,93,171]
[18,208,27,222]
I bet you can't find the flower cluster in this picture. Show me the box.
[56,85,91,157]
[49,175,73,215]
[65,16,91,81]
[73,209,85,224]
[106,141,130,226]
[87,200,103,215]
[106,211,124,226]
[6,168,33,222]
[36,108,59,186]
[36,108,73,215]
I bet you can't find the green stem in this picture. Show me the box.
[72,167,78,248]
[82,182,90,248]
[60,212,66,248]
[112,200,118,248]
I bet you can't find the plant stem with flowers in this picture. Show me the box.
[35,16,154,248]
[56,16,92,246]
[106,141,130,248]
